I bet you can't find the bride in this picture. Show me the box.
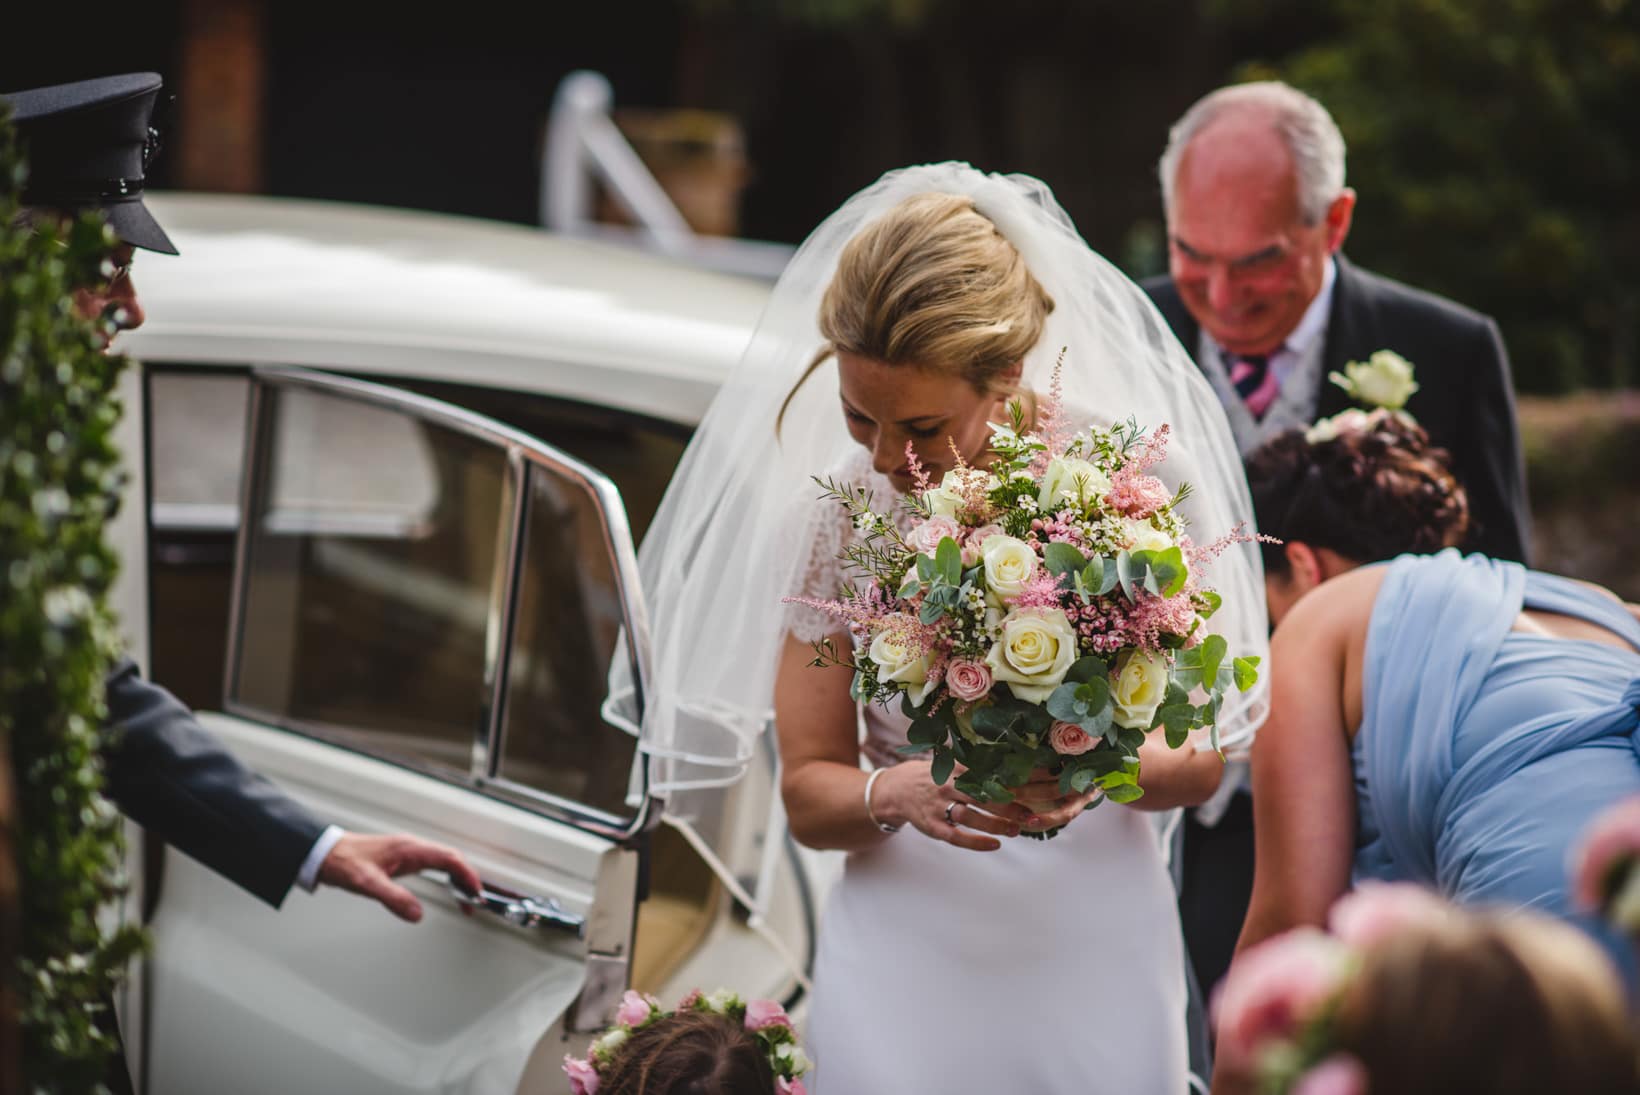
[630,164,1269,1092]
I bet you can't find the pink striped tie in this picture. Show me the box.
[1226,352,1279,420]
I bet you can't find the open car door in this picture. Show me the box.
[137,367,657,1094]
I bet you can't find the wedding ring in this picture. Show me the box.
[944,802,958,825]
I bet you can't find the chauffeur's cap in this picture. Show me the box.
[1,72,178,254]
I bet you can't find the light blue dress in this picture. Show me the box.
[1353,550,1640,981]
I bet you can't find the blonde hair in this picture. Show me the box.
[778,192,1055,427]
[1332,911,1637,1095]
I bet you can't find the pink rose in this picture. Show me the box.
[563,1055,600,1095]
[960,523,1005,566]
[615,989,655,1027]
[1292,1055,1369,1095]
[1574,796,1640,911]
[1212,928,1351,1071]
[1047,720,1097,756]
[945,660,993,702]
[744,997,793,1032]
[776,1080,807,1095]
[1327,882,1451,948]
[677,988,703,1011]
[910,515,961,556]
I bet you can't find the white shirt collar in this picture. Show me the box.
[1283,255,1337,356]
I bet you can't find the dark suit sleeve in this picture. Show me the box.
[1455,319,1533,564]
[102,659,327,908]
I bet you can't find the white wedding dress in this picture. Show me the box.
[791,448,1189,1095]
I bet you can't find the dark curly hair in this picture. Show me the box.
[1246,414,1471,576]
[598,1010,776,1095]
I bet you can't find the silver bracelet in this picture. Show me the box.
[864,767,900,834]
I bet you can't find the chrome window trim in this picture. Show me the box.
[223,366,659,841]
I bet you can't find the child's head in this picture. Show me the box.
[1215,884,1637,1095]
[565,990,811,1095]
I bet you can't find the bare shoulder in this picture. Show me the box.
[1274,564,1388,652]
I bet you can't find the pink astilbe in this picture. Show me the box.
[1125,591,1199,651]
[1030,349,1069,473]
[1185,524,1280,570]
[904,440,933,495]
[1125,422,1172,473]
[1010,571,1068,610]
[1068,599,1138,654]
[1105,464,1172,519]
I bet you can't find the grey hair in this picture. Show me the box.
[1158,81,1347,226]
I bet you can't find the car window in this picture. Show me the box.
[225,370,652,831]
[495,462,639,817]
[231,382,503,775]
[150,371,248,532]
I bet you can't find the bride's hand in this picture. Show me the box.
[1007,768,1103,831]
[876,761,1022,851]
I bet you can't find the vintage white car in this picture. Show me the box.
[108,193,825,1094]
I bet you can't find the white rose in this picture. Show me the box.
[777,1042,813,1076]
[1304,408,1373,444]
[702,987,741,1013]
[1111,649,1171,729]
[984,608,1079,703]
[868,625,936,707]
[1334,350,1419,411]
[1037,456,1112,512]
[592,1027,630,1059]
[922,483,964,519]
[1124,519,1174,555]
[980,534,1039,602]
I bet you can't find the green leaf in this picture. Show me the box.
[916,553,936,582]
[898,575,921,599]
[1151,546,1189,597]
[1076,676,1112,716]
[918,598,947,625]
[1105,782,1146,805]
[1115,550,1136,601]
[1095,558,1120,596]
[1198,590,1223,617]
[1065,655,1109,685]
[981,778,1015,803]
[1141,564,1162,597]
[930,749,955,786]
[1233,656,1261,692]
[1159,704,1195,749]
[1069,767,1098,793]
[896,742,934,755]
[1046,683,1085,723]
[1199,634,1228,691]
[1043,541,1088,577]
[907,716,945,746]
[936,536,963,586]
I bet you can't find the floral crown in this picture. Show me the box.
[1306,349,1419,444]
[563,988,812,1095]
[1212,883,1457,1095]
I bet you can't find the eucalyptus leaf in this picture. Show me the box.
[1105,783,1145,805]
[1200,633,1228,688]
[1233,656,1261,692]
[930,749,955,786]
[1115,549,1136,601]
[936,536,963,586]
[1065,655,1109,685]
[1043,541,1088,577]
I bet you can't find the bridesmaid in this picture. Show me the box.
[1230,414,1640,979]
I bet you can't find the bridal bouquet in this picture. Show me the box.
[791,389,1259,837]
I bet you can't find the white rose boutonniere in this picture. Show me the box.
[1329,349,1420,412]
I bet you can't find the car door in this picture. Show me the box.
[137,367,656,1094]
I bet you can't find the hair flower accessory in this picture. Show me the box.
[563,988,812,1095]
[1214,883,1452,1094]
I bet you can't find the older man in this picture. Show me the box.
[1145,81,1530,564]
[1142,81,1533,1031]
[5,73,481,923]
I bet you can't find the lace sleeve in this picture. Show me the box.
[782,449,881,644]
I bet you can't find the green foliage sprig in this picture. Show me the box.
[0,109,148,1091]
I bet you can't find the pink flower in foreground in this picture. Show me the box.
[910,515,962,556]
[1048,721,1097,756]
[1574,796,1640,910]
[563,1056,600,1095]
[776,1079,807,1095]
[1292,1055,1369,1095]
[1212,928,1351,1071]
[1105,466,1171,518]
[744,998,793,1032]
[960,523,1006,566]
[615,989,656,1027]
[946,660,993,702]
[1328,882,1452,948]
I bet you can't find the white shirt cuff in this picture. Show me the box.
[296,825,346,893]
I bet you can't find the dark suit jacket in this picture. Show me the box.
[103,659,324,907]
[1143,256,1532,563]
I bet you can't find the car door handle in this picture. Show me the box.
[428,873,586,939]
